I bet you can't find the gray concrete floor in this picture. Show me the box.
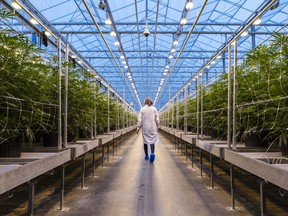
[33,133,254,216]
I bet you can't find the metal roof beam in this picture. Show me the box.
[50,22,285,27]
[56,30,280,35]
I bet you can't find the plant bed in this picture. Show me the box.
[0,137,22,157]
[78,129,92,139]
[42,131,58,147]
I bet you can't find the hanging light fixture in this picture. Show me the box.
[165,65,169,69]
[124,65,128,69]
[164,69,168,72]
[241,31,248,37]
[173,40,179,46]
[114,40,120,46]
[211,61,215,64]
[180,17,187,25]
[30,18,39,25]
[105,14,112,25]
[120,54,125,59]
[12,1,21,10]
[122,60,126,65]
[171,48,176,53]
[44,31,51,36]
[216,55,221,59]
[143,20,150,37]
[110,30,116,37]
[168,55,173,59]
[253,18,262,25]
[185,0,194,11]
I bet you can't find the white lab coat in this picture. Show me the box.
[137,105,160,144]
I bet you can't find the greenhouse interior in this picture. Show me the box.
[0,0,288,215]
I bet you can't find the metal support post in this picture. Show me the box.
[201,73,204,139]
[107,141,110,162]
[197,77,200,140]
[81,154,86,189]
[94,80,97,138]
[102,143,105,168]
[57,39,62,150]
[230,164,235,209]
[63,44,69,149]
[227,44,232,149]
[107,87,110,133]
[92,149,96,177]
[191,144,194,168]
[210,154,214,188]
[112,136,115,157]
[185,142,188,162]
[184,86,188,134]
[233,40,237,150]
[176,95,179,131]
[28,180,37,216]
[259,179,267,216]
[200,149,203,177]
[60,164,65,210]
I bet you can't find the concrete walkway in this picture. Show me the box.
[35,133,253,216]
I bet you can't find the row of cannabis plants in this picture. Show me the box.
[0,9,136,156]
[162,33,288,152]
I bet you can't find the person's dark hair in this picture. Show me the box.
[144,97,153,106]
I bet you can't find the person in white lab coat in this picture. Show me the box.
[136,97,160,163]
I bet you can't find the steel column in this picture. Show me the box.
[81,154,86,189]
[210,154,214,188]
[227,44,232,149]
[200,149,203,177]
[107,88,110,133]
[176,95,179,131]
[60,164,65,210]
[233,40,237,149]
[63,44,68,148]
[230,164,235,209]
[197,76,200,140]
[184,86,188,134]
[259,179,267,216]
[57,39,62,150]
[28,180,36,216]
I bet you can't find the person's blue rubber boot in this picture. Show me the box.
[144,156,149,160]
[150,153,155,163]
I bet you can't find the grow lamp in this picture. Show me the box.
[30,18,39,25]
[114,40,120,46]
[12,1,21,10]
[105,16,112,25]
[110,30,116,37]
[241,31,248,37]
[173,40,179,46]
[185,0,194,11]
[44,31,51,36]
[180,17,187,25]
[253,18,262,25]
